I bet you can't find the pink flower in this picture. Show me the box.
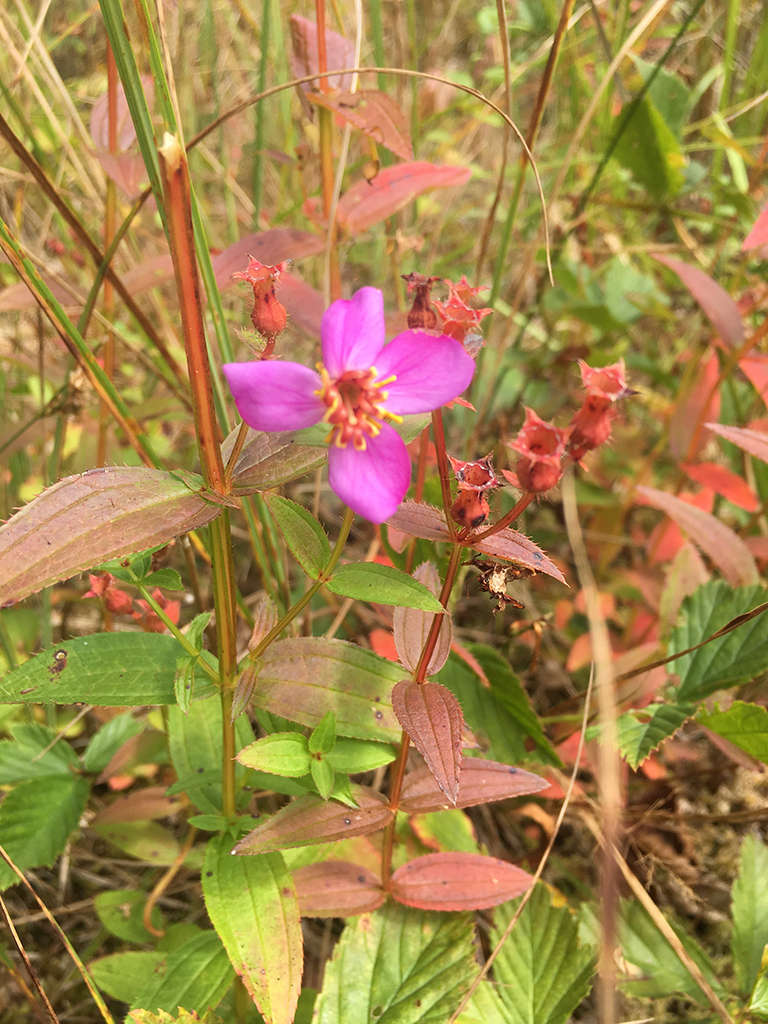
[223,287,475,522]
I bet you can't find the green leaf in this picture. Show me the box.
[457,981,513,1023]
[0,466,225,606]
[311,758,335,799]
[0,723,78,783]
[256,637,403,741]
[132,931,235,1014]
[698,700,768,764]
[632,57,692,137]
[94,889,164,943]
[142,568,184,590]
[93,820,181,865]
[90,951,166,1005]
[668,581,768,702]
[129,1010,226,1024]
[612,95,685,199]
[490,885,594,1024]
[326,562,444,611]
[237,733,312,777]
[83,712,144,773]
[0,633,217,706]
[225,427,326,495]
[174,658,195,715]
[265,493,330,579]
[617,703,692,769]
[751,970,768,1020]
[168,696,255,813]
[325,738,397,774]
[185,612,212,649]
[202,834,303,1024]
[314,903,476,1024]
[437,648,560,767]
[0,775,90,890]
[620,899,726,1002]
[309,711,336,755]
[732,834,768,994]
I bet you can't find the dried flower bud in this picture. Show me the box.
[578,358,634,401]
[514,457,563,494]
[432,275,492,355]
[233,256,289,351]
[568,395,614,461]
[509,408,569,467]
[402,272,440,330]
[451,489,491,529]
[448,453,497,492]
[132,589,181,633]
[83,573,133,616]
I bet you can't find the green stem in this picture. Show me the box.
[133,581,220,682]
[249,507,355,661]
[252,0,271,226]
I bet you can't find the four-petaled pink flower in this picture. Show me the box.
[223,287,475,522]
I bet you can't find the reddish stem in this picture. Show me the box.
[471,491,535,541]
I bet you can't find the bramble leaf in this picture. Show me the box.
[617,703,692,769]
[698,700,768,764]
[732,834,768,994]
[132,931,234,1015]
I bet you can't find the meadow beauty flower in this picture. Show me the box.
[223,287,475,522]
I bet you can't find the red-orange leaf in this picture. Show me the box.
[738,355,768,409]
[654,254,743,348]
[308,89,413,160]
[391,681,463,805]
[290,15,355,94]
[636,484,758,586]
[292,861,385,917]
[91,787,183,825]
[390,852,534,911]
[234,786,393,854]
[707,422,768,465]
[399,757,549,813]
[681,461,759,512]
[669,349,720,459]
[742,204,768,251]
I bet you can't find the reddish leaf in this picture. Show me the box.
[292,861,385,917]
[290,15,355,94]
[681,461,759,512]
[91,786,183,825]
[669,349,720,459]
[636,484,758,586]
[234,786,393,854]
[390,852,534,911]
[742,204,768,251]
[309,90,413,160]
[212,229,325,288]
[392,681,463,804]
[393,563,452,676]
[90,75,154,151]
[473,529,567,584]
[399,757,549,813]
[222,425,325,493]
[707,421,768,465]
[306,163,472,235]
[276,272,325,339]
[654,254,743,348]
[0,274,79,312]
[386,502,451,542]
[738,355,768,409]
[0,468,228,607]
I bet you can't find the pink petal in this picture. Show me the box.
[223,360,324,431]
[321,287,385,377]
[328,424,411,523]
[374,331,475,415]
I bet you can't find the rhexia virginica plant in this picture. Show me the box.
[223,286,475,522]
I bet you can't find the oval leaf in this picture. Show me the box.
[472,528,566,584]
[265,493,330,579]
[221,426,326,493]
[636,484,758,586]
[393,562,453,675]
[292,860,385,917]
[213,229,326,288]
[391,681,463,805]
[290,14,355,93]
[336,163,472,234]
[202,834,302,1024]
[390,852,534,911]
[707,422,768,466]
[0,467,225,606]
[400,757,549,814]
[0,632,215,706]
[308,89,413,160]
[256,637,402,741]
[326,562,444,610]
[681,461,759,512]
[237,733,312,777]
[654,254,744,348]
[386,502,451,542]
[234,786,393,854]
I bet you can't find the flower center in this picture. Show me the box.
[316,366,401,450]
